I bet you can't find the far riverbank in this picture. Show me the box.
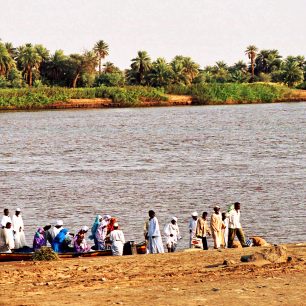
[1,84,305,111]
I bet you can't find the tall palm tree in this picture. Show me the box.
[245,45,258,82]
[93,40,109,74]
[130,51,152,85]
[17,44,42,86]
[0,42,14,76]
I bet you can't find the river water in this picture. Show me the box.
[0,103,305,249]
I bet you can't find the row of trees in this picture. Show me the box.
[0,40,305,89]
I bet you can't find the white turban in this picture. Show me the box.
[56,220,63,226]
[171,216,178,222]
[191,212,198,217]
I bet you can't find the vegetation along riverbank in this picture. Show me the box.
[0,84,305,111]
[1,39,306,110]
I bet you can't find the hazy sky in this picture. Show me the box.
[1,0,305,69]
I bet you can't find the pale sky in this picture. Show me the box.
[1,0,305,69]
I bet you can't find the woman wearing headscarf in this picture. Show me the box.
[73,226,91,253]
[89,215,102,249]
[33,227,46,251]
[51,228,69,253]
[95,215,111,250]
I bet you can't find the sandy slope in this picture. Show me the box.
[0,243,305,306]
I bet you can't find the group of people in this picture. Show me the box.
[145,202,248,254]
[0,201,247,256]
[0,210,125,256]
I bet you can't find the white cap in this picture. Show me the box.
[113,222,119,227]
[81,226,89,232]
[191,212,198,217]
[16,208,21,212]
[171,216,178,222]
[56,220,63,226]
[214,205,220,210]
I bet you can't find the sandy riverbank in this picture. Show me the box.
[0,243,305,305]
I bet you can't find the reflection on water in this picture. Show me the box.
[0,103,305,249]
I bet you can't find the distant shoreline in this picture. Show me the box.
[1,92,306,112]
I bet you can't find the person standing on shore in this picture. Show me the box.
[147,210,164,254]
[1,209,12,228]
[12,208,27,249]
[164,216,181,252]
[228,202,247,248]
[210,206,222,249]
[188,212,198,248]
[109,222,125,256]
[0,222,15,252]
[196,212,211,250]
[221,212,229,248]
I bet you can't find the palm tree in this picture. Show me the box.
[148,57,173,87]
[170,59,188,85]
[282,58,304,87]
[182,57,199,84]
[130,51,152,85]
[17,44,42,86]
[93,40,109,74]
[103,61,119,73]
[255,49,282,74]
[0,42,14,76]
[4,42,17,59]
[245,45,258,82]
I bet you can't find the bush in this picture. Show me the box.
[32,247,59,261]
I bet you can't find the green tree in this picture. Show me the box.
[103,61,121,73]
[130,51,152,85]
[0,42,14,76]
[281,58,304,87]
[4,42,17,59]
[69,51,98,88]
[148,57,173,87]
[245,45,258,82]
[17,43,42,86]
[255,49,282,74]
[93,40,109,74]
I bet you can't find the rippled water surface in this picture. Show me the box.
[0,103,305,248]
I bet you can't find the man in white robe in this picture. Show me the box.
[0,222,15,252]
[147,210,164,254]
[45,220,64,245]
[164,216,181,252]
[1,209,12,228]
[12,208,27,249]
[188,212,198,248]
[210,206,222,249]
[109,222,125,256]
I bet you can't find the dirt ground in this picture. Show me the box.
[0,243,305,306]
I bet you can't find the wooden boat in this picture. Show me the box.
[0,242,147,262]
[0,249,112,262]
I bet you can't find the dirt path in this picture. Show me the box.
[0,243,305,305]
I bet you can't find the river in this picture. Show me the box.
[0,103,305,249]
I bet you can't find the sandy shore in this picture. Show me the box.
[0,243,305,305]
